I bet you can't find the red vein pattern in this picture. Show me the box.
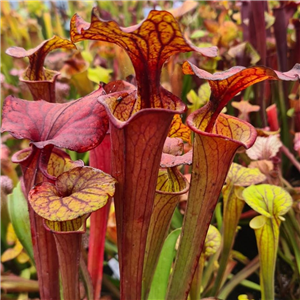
[183,61,300,132]
[167,78,260,299]
[69,9,217,299]
[71,8,217,113]
[6,36,76,81]
[143,167,189,298]
[28,167,116,222]
[167,118,256,299]
[1,87,108,152]
[226,162,266,187]
[168,114,192,144]
[109,109,176,299]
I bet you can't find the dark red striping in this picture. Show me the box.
[71,10,201,112]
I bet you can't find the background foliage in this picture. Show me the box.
[1,1,300,300]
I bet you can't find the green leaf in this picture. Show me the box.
[88,66,112,84]
[81,50,94,64]
[249,215,267,229]
[170,207,183,229]
[226,163,266,187]
[264,11,275,29]
[197,82,211,105]
[7,182,34,263]
[252,217,280,300]
[187,83,210,113]
[244,183,293,300]
[204,225,221,257]
[143,168,188,299]
[287,107,295,117]
[29,167,116,222]
[243,184,293,217]
[190,30,207,39]
[148,228,181,300]
[187,89,200,107]
[228,42,260,65]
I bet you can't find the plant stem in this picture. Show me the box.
[102,274,121,299]
[0,276,39,293]
[80,253,94,300]
[282,219,300,275]
[277,82,290,149]
[88,207,109,298]
[250,1,267,127]
[218,256,260,299]
[88,134,111,299]
[202,251,220,295]
[211,186,245,296]
[142,169,188,300]
[166,131,241,300]
[256,218,279,300]
[281,145,300,172]
[110,110,175,300]
[29,209,60,300]
[190,254,205,300]
[54,233,82,300]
